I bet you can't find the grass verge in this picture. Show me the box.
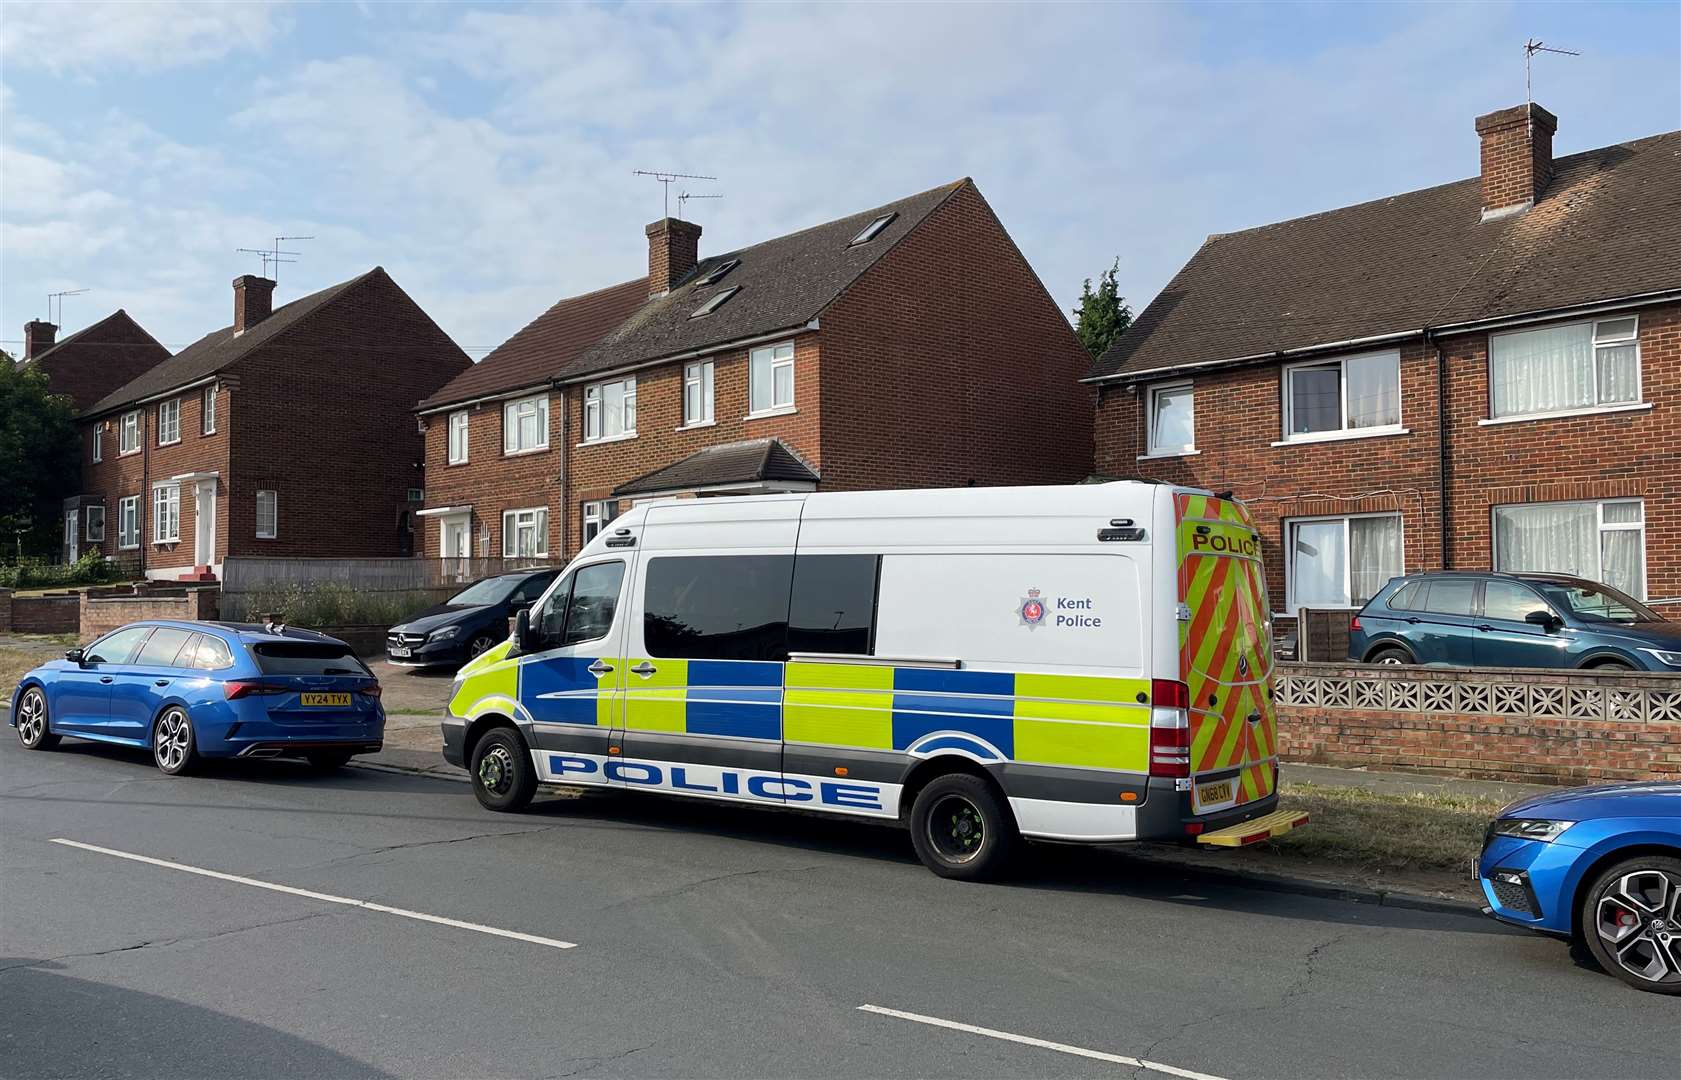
[1266,781,1507,874]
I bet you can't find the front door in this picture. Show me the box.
[441,513,470,559]
[194,480,216,567]
[64,510,78,563]
[517,559,631,787]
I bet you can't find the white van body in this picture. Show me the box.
[444,482,1285,865]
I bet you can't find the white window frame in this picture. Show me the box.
[1484,316,1645,424]
[582,500,619,545]
[502,507,549,558]
[151,483,180,545]
[158,398,181,446]
[1278,349,1404,445]
[681,361,714,428]
[202,386,217,435]
[92,424,103,463]
[85,505,105,543]
[119,410,140,455]
[1143,381,1196,457]
[256,490,278,540]
[748,341,796,417]
[1283,511,1405,614]
[582,377,637,443]
[1491,498,1647,599]
[448,409,470,464]
[118,496,140,550]
[502,394,550,456]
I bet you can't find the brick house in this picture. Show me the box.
[75,268,470,579]
[1087,104,1681,625]
[416,179,1092,560]
[17,310,170,413]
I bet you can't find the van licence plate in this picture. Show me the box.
[300,693,352,707]
[1194,778,1236,813]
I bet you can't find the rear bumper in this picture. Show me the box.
[1135,779,1282,841]
[235,739,383,759]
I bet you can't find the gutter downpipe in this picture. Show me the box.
[554,379,568,561]
[1429,327,1450,572]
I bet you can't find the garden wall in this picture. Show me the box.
[1277,662,1681,785]
[9,593,81,635]
[78,585,220,643]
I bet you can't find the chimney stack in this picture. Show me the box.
[23,320,57,359]
[232,275,276,334]
[1475,103,1557,221]
[646,217,702,297]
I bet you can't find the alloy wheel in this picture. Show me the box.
[154,710,192,772]
[16,689,46,746]
[1595,869,1681,985]
[927,794,986,863]
[468,636,497,659]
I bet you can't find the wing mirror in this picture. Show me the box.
[513,607,533,655]
[65,648,85,665]
[1525,610,1563,631]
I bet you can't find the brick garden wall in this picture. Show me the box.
[9,594,81,635]
[1277,662,1681,784]
[78,586,220,643]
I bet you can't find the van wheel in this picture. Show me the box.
[471,726,536,812]
[909,773,1019,881]
[1368,646,1414,666]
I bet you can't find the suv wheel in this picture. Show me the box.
[1368,646,1414,666]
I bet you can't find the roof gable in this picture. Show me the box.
[1092,129,1681,380]
[20,310,171,413]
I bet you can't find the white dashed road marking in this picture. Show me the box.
[50,838,576,950]
[857,1004,1232,1080]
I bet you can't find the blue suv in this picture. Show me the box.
[1347,571,1681,671]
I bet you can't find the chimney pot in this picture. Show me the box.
[23,320,57,359]
[1474,102,1557,221]
[232,275,276,333]
[646,218,702,297]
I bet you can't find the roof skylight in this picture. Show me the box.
[848,212,897,246]
[694,259,739,287]
[689,286,741,319]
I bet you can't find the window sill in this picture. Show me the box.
[118,544,140,552]
[152,540,179,548]
[255,535,278,541]
[446,459,468,467]
[575,433,638,448]
[746,407,798,421]
[119,450,141,458]
[158,439,181,448]
[676,420,717,431]
[1138,449,1200,461]
[1271,426,1409,448]
[502,445,552,457]
[1478,402,1651,427]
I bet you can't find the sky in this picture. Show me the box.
[2,1,1678,362]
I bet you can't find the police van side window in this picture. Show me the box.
[530,562,625,651]
[644,555,794,661]
[787,554,880,656]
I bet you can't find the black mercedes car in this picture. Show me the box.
[385,569,559,668]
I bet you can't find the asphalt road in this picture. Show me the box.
[1,735,1670,1080]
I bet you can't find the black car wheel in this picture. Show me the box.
[1582,856,1681,995]
[15,687,61,751]
[471,726,537,812]
[466,634,499,660]
[908,773,1020,881]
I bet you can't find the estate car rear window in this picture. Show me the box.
[644,555,794,662]
[251,642,370,676]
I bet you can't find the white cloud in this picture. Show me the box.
[0,1,288,75]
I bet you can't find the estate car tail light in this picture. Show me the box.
[1349,615,1363,632]
[358,684,383,699]
[223,681,287,701]
[1149,678,1191,779]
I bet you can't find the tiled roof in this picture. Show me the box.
[612,438,818,497]
[82,270,380,417]
[1091,130,1681,380]
[561,180,968,382]
[417,278,649,412]
[21,310,170,412]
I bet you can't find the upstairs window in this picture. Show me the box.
[583,378,636,441]
[689,286,740,319]
[749,341,795,415]
[92,424,103,463]
[682,361,714,426]
[448,410,470,464]
[1489,317,1641,420]
[158,398,181,445]
[849,212,897,246]
[1146,383,1195,456]
[1284,350,1400,441]
[503,394,549,454]
[202,387,217,434]
[119,410,140,454]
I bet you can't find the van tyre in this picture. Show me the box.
[471,726,536,812]
[153,708,197,776]
[15,687,61,751]
[909,773,1020,881]
[1582,855,1681,995]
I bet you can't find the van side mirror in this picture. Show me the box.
[514,608,533,654]
[65,648,85,665]
[1525,610,1562,631]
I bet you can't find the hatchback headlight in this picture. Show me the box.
[1640,648,1681,668]
[430,626,461,641]
[1492,818,1574,842]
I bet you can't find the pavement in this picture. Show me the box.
[4,703,1679,1078]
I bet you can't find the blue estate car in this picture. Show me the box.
[1348,571,1681,671]
[8,621,384,775]
[1479,783,1681,994]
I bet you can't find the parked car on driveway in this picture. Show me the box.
[1347,571,1681,671]
[385,569,559,668]
[1479,782,1681,995]
[10,620,384,774]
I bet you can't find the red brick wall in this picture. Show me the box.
[10,594,80,635]
[819,182,1094,490]
[79,586,220,642]
[1098,302,1681,612]
[420,389,567,559]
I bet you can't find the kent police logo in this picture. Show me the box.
[1017,588,1047,629]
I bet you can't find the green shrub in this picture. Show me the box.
[0,548,128,590]
[239,581,435,628]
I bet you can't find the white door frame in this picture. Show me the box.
[64,510,78,563]
[193,479,216,566]
[440,512,471,558]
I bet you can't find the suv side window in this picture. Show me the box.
[1387,581,1421,611]
[1419,578,1477,616]
[1483,581,1551,623]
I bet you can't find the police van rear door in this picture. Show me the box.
[1173,492,1276,817]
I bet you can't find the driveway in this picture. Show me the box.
[367,657,455,755]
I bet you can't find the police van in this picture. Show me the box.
[441,481,1306,879]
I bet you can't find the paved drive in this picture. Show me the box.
[1,735,1666,1079]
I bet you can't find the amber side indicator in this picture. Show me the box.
[608,746,621,755]
[1120,792,1138,803]
[834,766,849,777]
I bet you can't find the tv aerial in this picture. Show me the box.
[46,288,88,326]
[633,170,718,218]
[677,190,722,220]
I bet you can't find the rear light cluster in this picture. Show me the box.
[1349,615,1364,632]
[359,684,383,699]
[223,681,287,701]
[1148,678,1190,779]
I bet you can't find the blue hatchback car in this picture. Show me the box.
[1348,571,1681,670]
[9,621,384,775]
[1479,782,1681,994]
